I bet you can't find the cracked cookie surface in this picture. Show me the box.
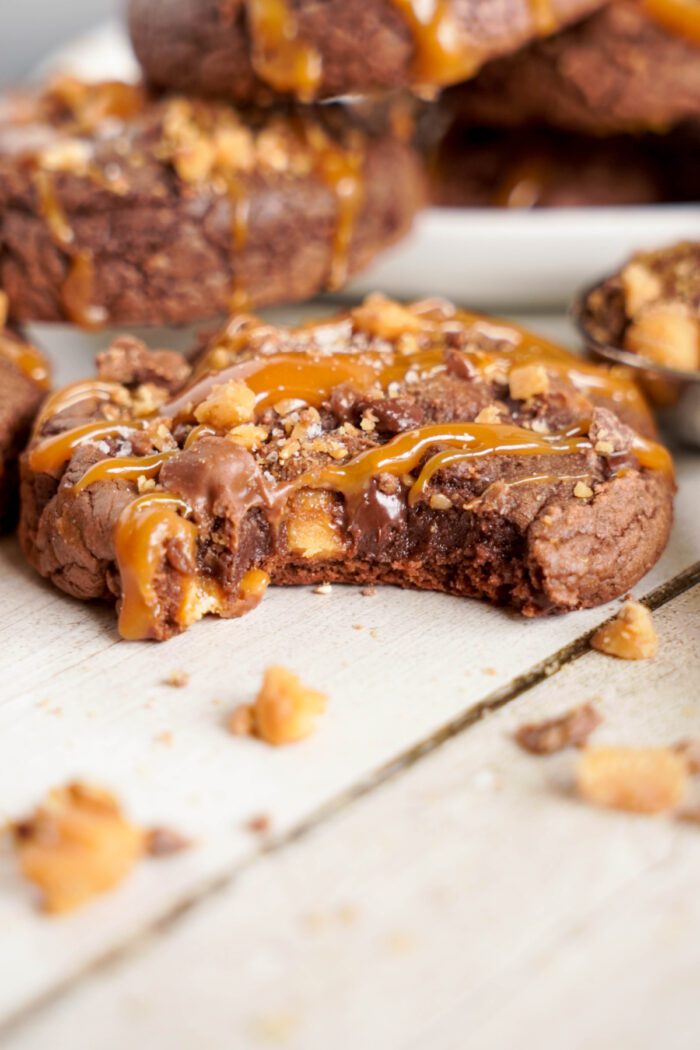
[0,78,423,328]
[20,296,674,640]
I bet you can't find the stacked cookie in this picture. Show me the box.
[430,0,700,207]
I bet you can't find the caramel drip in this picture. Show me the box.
[34,170,105,329]
[238,567,271,605]
[630,433,674,477]
[61,252,108,330]
[34,379,125,430]
[224,172,253,312]
[183,424,217,448]
[492,158,548,209]
[313,138,364,289]
[246,0,323,99]
[34,169,73,247]
[165,353,384,419]
[390,0,484,86]
[528,0,557,35]
[408,426,593,502]
[29,421,141,474]
[73,452,176,494]
[0,332,50,387]
[641,0,700,45]
[114,493,196,641]
[306,422,593,500]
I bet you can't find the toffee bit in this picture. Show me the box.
[590,600,658,660]
[164,670,189,688]
[228,667,327,747]
[360,585,377,597]
[313,582,332,595]
[576,746,687,814]
[514,702,602,755]
[11,782,144,915]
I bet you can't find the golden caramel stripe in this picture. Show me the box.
[73,452,177,493]
[0,334,50,388]
[114,494,195,641]
[28,421,143,474]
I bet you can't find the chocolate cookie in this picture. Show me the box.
[448,0,700,135]
[20,296,673,640]
[0,79,423,328]
[128,0,606,103]
[0,295,50,530]
[428,126,672,209]
[581,241,700,373]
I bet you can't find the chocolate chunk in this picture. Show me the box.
[20,297,674,640]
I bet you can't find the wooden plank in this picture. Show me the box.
[6,585,698,1050]
[1,313,697,1029]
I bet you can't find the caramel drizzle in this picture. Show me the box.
[0,332,50,388]
[391,0,485,86]
[641,0,700,45]
[114,494,270,640]
[246,0,323,99]
[110,416,670,641]
[34,170,106,330]
[73,452,176,494]
[114,493,196,641]
[29,420,143,474]
[33,379,125,430]
[292,119,365,292]
[34,311,653,473]
[528,0,557,35]
[306,422,594,506]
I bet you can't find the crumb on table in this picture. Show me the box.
[228,666,327,746]
[576,746,687,814]
[590,600,658,660]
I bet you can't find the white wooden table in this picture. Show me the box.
[1,313,699,1049]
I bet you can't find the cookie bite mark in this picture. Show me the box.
[20,297,674,640]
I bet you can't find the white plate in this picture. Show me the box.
[37,21,700,311]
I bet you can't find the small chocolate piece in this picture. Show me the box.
[144,826,192,856]
[128,0,606,104]
[515,702,602,755]
[0,78,423,328]
[20,296,674,641]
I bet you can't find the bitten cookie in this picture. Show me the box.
[0,294,50,530]
[447,0,700,135]
[0,79,423,328]
[128,0,606,103]
[20,296,673,640]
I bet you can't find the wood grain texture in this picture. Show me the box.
[5,585,699,1050]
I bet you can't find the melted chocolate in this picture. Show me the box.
[158,436,278,529]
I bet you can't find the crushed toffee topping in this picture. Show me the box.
[27,296,672,640]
